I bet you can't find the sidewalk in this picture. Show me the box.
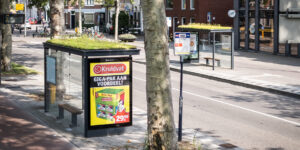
[0,94,78,150]
[0,75,236,150]
[130,37,300,98]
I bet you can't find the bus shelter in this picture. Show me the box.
[180,27,234,70]
[43,40,139,137]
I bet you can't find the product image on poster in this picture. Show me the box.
[89,58,131,127]
[95,88,129,123]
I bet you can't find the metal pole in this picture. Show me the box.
[79,0,82,34]
[44,47,49,112]
[231,31,235,69]
[83,56,88,137]
[82,56,85,110]
[255,0,260,52]
[24,0,27,37]
[245,0,250,50]
[273,0,279,55]
[213,32,215,70]
[0,29,2,85]
[234,0,240,50]
[178,56,184,141]
[285,42,291,56]
[298,44,300,57]
[197,32,200,62]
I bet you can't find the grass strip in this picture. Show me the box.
[1,62,39,76]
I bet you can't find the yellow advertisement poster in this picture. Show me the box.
[16,4,24,11]
[89,61,131,126]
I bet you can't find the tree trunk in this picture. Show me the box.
[0,0,12,71]
[49,0,65,100]
[114,0,119,41]
[50,0,64,38]
[141,0,177,149]
[79,0,82,34]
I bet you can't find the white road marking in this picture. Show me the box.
[29,42,43,44]
[133,76,300,127]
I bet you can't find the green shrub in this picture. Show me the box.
[112,11,130,33]
[83,24,95,29]
[119,33,137,42]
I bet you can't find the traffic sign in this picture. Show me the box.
[16,4,24,11]
[174,32,191,56]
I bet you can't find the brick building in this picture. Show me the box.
[64,0,105,30]
[166,0,234,33]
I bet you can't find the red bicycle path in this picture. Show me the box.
[0,95,78,150]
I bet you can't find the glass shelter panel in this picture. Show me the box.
[199,32,212,65]
[214,32,233,69]
[45,49,84,132]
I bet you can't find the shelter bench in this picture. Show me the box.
[57,103,83,127]
[204,57,221,67]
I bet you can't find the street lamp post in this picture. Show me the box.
[24,0,27,37]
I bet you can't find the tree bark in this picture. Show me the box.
[114,0,119,41]
[49,0,65,100]
[0,0,12,71]
[141,0,177,149]
[50,0,64,38]
[79,0,82,34]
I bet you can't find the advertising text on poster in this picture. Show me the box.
[89,59,131,127]
[174,32,191,56]
[189,33,198,59]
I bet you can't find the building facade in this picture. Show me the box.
[64,0,105,30]
[165,0,233,34]
[64,0,143,33]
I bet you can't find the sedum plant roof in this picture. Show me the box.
[46,36,136,50]
[179,23,232,30]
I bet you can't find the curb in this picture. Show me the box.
[133,60,300,99]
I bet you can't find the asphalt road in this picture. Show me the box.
[132,63,300,150]
[11,37,300,150]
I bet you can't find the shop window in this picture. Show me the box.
[190,17,195,23]
[182,0,186,10]
[182,17,186,25]
[166,0,173,9]
[190,0,195,10]
[85,0,94,6]
[84,13,94,24]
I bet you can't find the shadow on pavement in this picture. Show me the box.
[213,91,300,120]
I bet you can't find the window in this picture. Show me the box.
[190,17,195,23]
[85,0,94,6]
[84,13,94,24]
[181,0,186,10]
[190,0,195,10]
[181,17,186,25]
[166,0,173,9]
[65,0,69,6]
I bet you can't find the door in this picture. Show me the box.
[71,15,75,29]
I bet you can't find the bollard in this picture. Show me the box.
[285,42,291,56]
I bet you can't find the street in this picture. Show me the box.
[133,62,300,150]
[11,36,300,150]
